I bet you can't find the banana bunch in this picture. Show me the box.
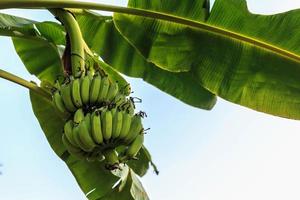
[52,68,145,170]
[62,108,145,170]
[52,71,131,114]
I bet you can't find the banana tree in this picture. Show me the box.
[1,0,300,199]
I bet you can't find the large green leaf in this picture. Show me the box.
[114,0,300,119]
[114,0,210,72]
[76,11,216,110]
[0,12,64,83]
[13,36,63,83]
[30,92,119,200]
[0,12,36,37]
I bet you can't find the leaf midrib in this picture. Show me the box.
[0,0,299,64]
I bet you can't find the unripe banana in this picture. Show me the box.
[121,99,135,115]
[126,133,144,159]
[119,98,128,109]
[91,111,103,144]
[97,76,110,103]
[60,84,77,112]
[114,93,126,107]
[121,84,131,96]
[62,134,81,153]
[112,110,123,139]
[89,75,101,104]
[103,149,119,170]
[84,113,92,132]
[62,134,86,160]
[119,112,132,140]
[64,120,77,146]
[127,101,135,115]
[72,124,93,152]
[81,75,91,105]
[101,109,113,141]
[106,82,119,102]
[52,91,67,113]
[111,108,117,117]
[71,78,83,108]
[74,108,85,124]
[78,119,96,150]
[124,115,143,144]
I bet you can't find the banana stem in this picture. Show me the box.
[49,9,85,78]
[0,69,52,100]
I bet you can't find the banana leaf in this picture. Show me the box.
[114,0,300,119]
[0,13,64,83]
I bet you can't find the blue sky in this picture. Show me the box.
[1,0,300,199]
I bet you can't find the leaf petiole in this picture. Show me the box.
[0,69,52,100]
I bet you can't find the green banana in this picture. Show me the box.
[101,109,113,141]
[119,112,132,140]
[81,75,91,105]
[84,113,92,132]
[121,84,131,96]
[91,111,103,144]
[78,119,96,150]
[89,75,101,104]
[121,99,135,115]
[103,149,119,170]
[127,101,135,115]
[74,108,85,124]
[114,93,126,107]
[64,120,77,146]
[62,134,86,160]
[111,108,117,117]
[71,78,83,108]
[126,134,144,159]
[60,84,77,112]
[124,115,143,144]
[97,76,110,103]
[112,110,123,139]
[52,91,67,113]
[72,124,93,152]
[62,134,81,153]
[119,98,128,109]
[106,82,119,102]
